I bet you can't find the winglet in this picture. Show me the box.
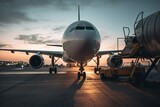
[78,5,80,21]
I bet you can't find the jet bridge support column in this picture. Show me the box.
[77,62,86,80]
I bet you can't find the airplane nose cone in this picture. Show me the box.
[77,33,94,40]
[76,33,96,50]
[67,32,101,62]
[72,39,99,62]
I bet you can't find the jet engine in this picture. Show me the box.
[29,54,44,69]
[107,55,123,68]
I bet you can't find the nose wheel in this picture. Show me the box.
[77,72,86,80]
[77,62,86,80]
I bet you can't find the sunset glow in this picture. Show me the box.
[0,0,159,66]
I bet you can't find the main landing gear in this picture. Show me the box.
[49,56,59,74]
[77,62,86,80]
[93,56,101,74]
[49,67,57,74]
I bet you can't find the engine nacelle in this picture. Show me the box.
[107,55,123,68]
[29,54,44,69]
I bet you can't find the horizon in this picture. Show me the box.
[0,0,160,66]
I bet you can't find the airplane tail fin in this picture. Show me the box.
[78,5,80,21]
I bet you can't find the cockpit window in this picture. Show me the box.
[76,26,85,30]
[70,26,95,32]
[86,26,94,30]
[70,27,76,32]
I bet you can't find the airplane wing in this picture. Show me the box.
[96,50,123,56]
[0,49,63,58]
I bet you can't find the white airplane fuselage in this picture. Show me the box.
[62,20,101,63]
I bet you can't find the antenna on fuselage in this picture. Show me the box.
[78,5,80,21]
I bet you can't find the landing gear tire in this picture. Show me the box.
[77,72,81,80]
[54,68,57,74]
[94,68,101,74]
[49,67,57,74]
[49,68,52,74]
[94,68,97,74]
[83,72,86,80]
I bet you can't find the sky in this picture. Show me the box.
[0,0,160,66]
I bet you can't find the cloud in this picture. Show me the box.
[102,35,109,40]
[0,9,36,24]
[0,24,5,27]
[0,0,76,25]
[53,26,66,32]
[0,0,38,24]
[0,43,12,48]
[15,34,61,44]
[79,0,125,7]
[0,0,126,25]
[101,33,110,42]
[103,0,124,4]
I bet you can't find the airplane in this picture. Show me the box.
[0,5,122,79]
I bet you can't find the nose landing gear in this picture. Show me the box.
[77,62,86,80]
[77,72,86,80]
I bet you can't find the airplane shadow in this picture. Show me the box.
[101,78,160,100]
[0,74,39,95]
[63,79,85,107]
